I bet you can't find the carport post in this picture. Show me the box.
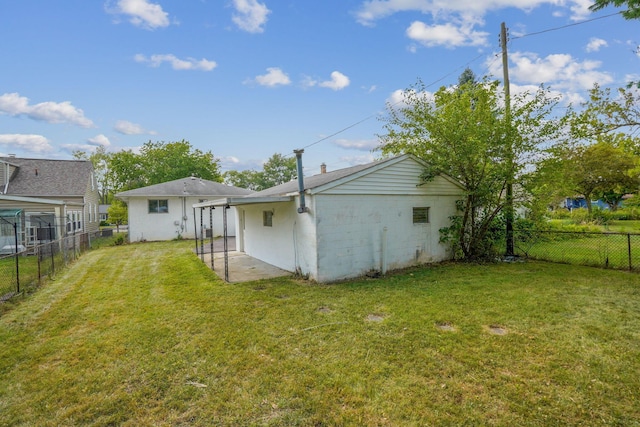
[223,205,229,282]
[193,208,198,256]
[199,208,204,262]
[209,206,214,270]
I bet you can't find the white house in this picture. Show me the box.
[116,177,253,242]
[198,154,465,283]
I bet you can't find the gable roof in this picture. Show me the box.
[197,154,463,208]
[116,177,253,199]
[248,156,401,198]
[0,157,94,197]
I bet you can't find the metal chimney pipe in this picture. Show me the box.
[294,149,308,213]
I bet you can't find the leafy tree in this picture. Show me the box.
[107,200,128,232]
[379,78,560,260]
[260,153,297,189]
[73,146,113,204]
[589,0,640,19]
[457,67,477,86]
[139,140,222,186]
[224,152,297,191]
[109,149,145,192]
[571,84,640,136]
[557,138,640,213]
[224,169,263,191]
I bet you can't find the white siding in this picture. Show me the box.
[319,158,461,196]
[239,198,317,276]
[313,193,460,282]
[127,196,239,242]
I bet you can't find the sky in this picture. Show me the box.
[0,0,638,176]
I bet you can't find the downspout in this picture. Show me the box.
[294,149,308,214]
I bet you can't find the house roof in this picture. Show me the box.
[1,157,94,197]
[116,177,253,200]
[248,156,401,198]
[198,154,461,208]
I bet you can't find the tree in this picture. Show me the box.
[590,0,640,19]
[379,78,560,260]
[73,146,113,204]
[224,169,263,191]
[558,138,640,213]
[107,200,128,232]
[457,67,477,87]
[139,140,222,186]
[572,84,640,137]
[224,152,297,191]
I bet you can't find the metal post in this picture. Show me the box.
[192,208,199,255]
[223,205,229,282]
[199,208,204,262]
[628,233,632,270]
[13,221,19,293]
[209,206,215,271]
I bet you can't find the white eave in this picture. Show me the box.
[0,195,66,205]
[193,196,293,209]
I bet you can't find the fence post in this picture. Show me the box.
[628,233,632,271]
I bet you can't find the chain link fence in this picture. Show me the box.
[1,232,95,302]
[514,229,640,271]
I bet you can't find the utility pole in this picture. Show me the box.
[501,21,515,257]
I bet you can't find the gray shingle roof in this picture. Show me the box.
[1,157,94,197]
[116,177,253,198]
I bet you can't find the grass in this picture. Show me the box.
[1,241,640,425]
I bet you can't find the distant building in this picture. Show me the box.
[116,177,253,242]
[0,156,100,252]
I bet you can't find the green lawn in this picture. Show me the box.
[516,232,640,270]
[1,241,639,425]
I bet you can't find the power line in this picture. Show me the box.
[512,11,623,40]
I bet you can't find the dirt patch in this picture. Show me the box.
[366,314,385,322]
[317,306,332,313]
[435,322,456,332]
[487,325,508,335]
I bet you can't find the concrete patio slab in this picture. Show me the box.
[199,251,292,283]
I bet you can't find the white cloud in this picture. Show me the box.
[333,138,379,151]
[88,134,111,147]
[0,134,53,153]
[134,54,217,71]
[109,0,170,29]
[508,52,614,91]
[232,0,271,33]
[0,93,94,128]
[406,20,489,48]
[340,154,376,166]
[355,0,593,25]
[252,67,291,87]
[114,120,156,135]
[586,37,608,52]
[319,71,351,90]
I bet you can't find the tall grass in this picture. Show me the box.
[1,241,639,425]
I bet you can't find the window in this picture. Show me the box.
[413,207,430,224]
[263,210,273,227]
[149,199,169,214]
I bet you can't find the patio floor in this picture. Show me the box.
[195,237,292,283]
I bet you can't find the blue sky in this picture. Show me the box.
[0,0,637,176]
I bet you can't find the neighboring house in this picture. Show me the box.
[197,154,465,283]
[99,204,110,223]
[116,177,253,242]
[0,156,100,252]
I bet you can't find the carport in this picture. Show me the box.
[192,200,291,283]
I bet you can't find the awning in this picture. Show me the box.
[0,208,22,217]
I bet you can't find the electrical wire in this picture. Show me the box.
[512,11,624,40]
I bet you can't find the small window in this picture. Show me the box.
[149,199,169,214]
[263,210,273,227]
[413,207,430,224]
